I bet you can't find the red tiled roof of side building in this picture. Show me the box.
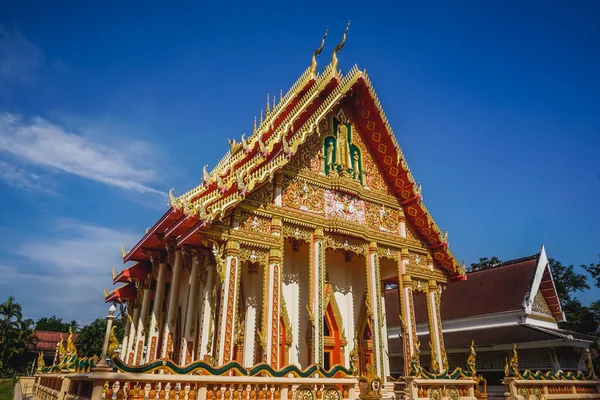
[385,254,539,325]
[31,330,79,352]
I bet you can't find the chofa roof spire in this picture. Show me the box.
[331,21,351,73]
[310,27,328,77]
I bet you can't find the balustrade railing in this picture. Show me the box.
[503,377,600,399]
[34,373,359,400]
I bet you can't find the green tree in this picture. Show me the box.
[76,318,123,357]
[583,255,600,289]
[469,256,502,272]
[0,297,34,378]
[35,316,72,332]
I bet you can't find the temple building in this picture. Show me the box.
[106,25,466,386]
[385,246,597,398]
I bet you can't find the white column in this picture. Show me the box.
[311,228,325,365]
[125,301,140,364]
[274,173,283,206]
[145,259,166,363]
[217,240,240,365]
[132,281,152,365]
[399,248,417,375]
[180,251,202,365]
[367,242,385,380]
[242,271,259,366]
[120,313,131,360]
[161,249,182,359]
[427,280,445,372]
[197,265,216,361]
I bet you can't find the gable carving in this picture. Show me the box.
[532,291,553,316]
[282,176,325,214]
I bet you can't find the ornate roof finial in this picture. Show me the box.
[331,21,350,73]
[279,89,283,103]
[260,109,263,125]
[266,93,270,115]
[310,27,328,77]
[253,116,257,133]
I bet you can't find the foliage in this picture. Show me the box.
[0,297,34,378]
[76,318,124,358]
[0,379,15,400]
[582,255,600,289]
[35,316,79,333]
[469,256,502,272]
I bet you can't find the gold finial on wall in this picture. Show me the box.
[331,21,351,72]
[310,27,328,77]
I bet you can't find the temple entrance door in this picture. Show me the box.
[358,317,373,375]
[323,304,341,370]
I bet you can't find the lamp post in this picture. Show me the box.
[93,303,117,372]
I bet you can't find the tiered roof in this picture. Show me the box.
[118,29,463,280]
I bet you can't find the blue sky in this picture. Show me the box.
[0,1,598,325]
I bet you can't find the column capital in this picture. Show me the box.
[402,274,413,286]
[274,172,283,187]
[269,247,282,263]
[428,280,438,290]
[224,239,240,256]
[400,247,410,255]
[271,217,282,236]
[313,228,324,241]
[369,241,378,252]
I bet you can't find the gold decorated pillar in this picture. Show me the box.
[180,250,202,365]
[399,249,418,375]
[160,248,183,359]
[265,246,282,367]
[310,228,326,365]
[132,278,152,365]
[217,239,240,365]
[367,242,386,380]
[426,280,447,372]
[145,257,166,363]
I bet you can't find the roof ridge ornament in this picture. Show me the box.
[331,21,351,73]
[310,27,328,77]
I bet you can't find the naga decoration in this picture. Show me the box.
[310,27,328,76]
[331,21,350,72]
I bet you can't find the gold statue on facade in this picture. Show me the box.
[336,119,353,170]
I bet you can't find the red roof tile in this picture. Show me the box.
[31,330,79,352]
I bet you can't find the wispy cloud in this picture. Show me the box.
[0,27,44,83]
[0,159,56,193]
[0,222,143,324]
[0,113,164,195]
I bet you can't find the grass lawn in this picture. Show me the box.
[0,380,14,400]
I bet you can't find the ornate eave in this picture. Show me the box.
[104,282,137,303]
[123,62,463,278]
[113,261,151,284]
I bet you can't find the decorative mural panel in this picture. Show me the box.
[324,190,366,224]
[365,202,400,233]
[239,211,270,233]
[282,176,325,214]
[407,252,428,269]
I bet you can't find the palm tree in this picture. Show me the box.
[0,296,23,327]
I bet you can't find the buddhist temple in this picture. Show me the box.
[33,27,599,400]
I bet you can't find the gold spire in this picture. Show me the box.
[260,109,263,125]
[279,89,283,103]
[266,93,270,115]
[310,27,328,76]
[331,21,350,72]
[253,116,257,133]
